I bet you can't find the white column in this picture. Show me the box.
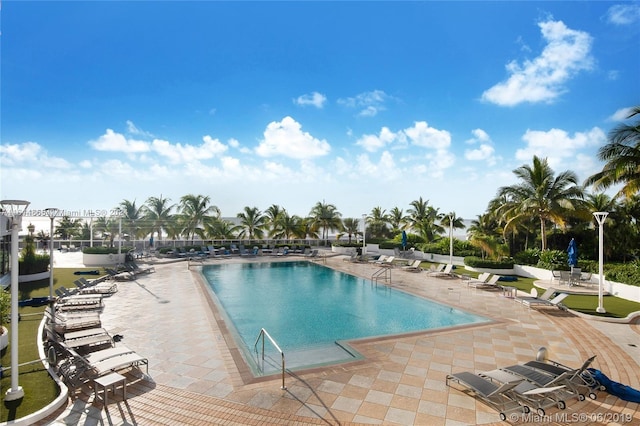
[593,212,608,314]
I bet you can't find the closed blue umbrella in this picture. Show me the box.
[567,238,578,268]
[401,230,407,250]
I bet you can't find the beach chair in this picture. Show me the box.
[522,293,569,309]
[479,369,567,416]
[515,287,555,304]
[472,274,501,289]
[523,355,598,401]
[467,272,490,287]
[401,259,422,272]
[426,264,445,276]
[435,264,454,278]
[74,278,118,295]
[446,371,527,421]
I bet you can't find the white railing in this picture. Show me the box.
[254,328,286,390]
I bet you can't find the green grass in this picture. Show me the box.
[1,267,102,422]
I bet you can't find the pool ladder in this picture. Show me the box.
[372,267,391,285]
[254,328,287,389]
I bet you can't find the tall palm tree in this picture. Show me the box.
[388,207,408,235]
[237,206,267,240]
[179,194,220,242]
[54,216,83,243]
[143,195,175,243]
[264,204,284,238]
[407,197,443,241]
[93,216,120,247]
[119,199,145,242]
[497,156,584,251]
[367,207,390,239]
[204,218,239,240]
[309,201,342,244]
[585,106,640,199]
[272,212,303,240]
[341,218,361,243]
[467,213,504,260]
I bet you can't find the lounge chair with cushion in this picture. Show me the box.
[522,292,569,309]
[401,259,422,272]
[446,371,527,421]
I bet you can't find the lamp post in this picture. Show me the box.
[449,213,454,265]
[593,212,608,314]
[362,214,366,258]
[1,199,30,402]
[45,208,59,330]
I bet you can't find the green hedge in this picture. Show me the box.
[83,246,131,254]
[606,261,640,287]
[18,255,50,275]
[464,256,514,269]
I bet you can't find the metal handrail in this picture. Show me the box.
[372,267,391,285]
[254,328,286,389]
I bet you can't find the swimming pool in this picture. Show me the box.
[202,261,488,374]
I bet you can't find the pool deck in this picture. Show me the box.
[40,252,640,425]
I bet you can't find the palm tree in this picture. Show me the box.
[497,156,584,251]
[309,201,342,244]
[119,199,145,243]
[367,207,390,239]
[54,216,83,243]
[341,218,361,243]
[264,204,284,238]
[585,106,640,199]
[388,207,408,235]
[204,218,239,240]
[467,213,504,260]
[93,216,120,247]
[144,195,175,243]
[237,206,267,240]
[272,212,303,240]
[179,194,220,242]
[407,197,444,241]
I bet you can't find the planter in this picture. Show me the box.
[83,253,125,267]
[18,270,51,283]
[0,326,8,351]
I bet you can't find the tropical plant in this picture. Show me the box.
[237,206,267,240]
[118,199,145,241]
[309,201,342,244]
[585,106,640,199]
[93,216,120,247]
[54,216,83,242]
[496,156,584,251]
[203,217,239,240]
[144,195,175,243]
[264,204,284,238]
[407,197,444,242]
[179,194,220,242]
[388,207,408,235]
[272,211,303,240]
[341,218,361,243]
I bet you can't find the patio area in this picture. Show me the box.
[38,252,640,425]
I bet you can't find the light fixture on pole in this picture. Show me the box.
[449,213,454,266]
[1,199,30,402]
[45,208,59,330]
[593,212,608,314]
[362,214,366,258]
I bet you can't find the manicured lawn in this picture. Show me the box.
[1,267,104,422]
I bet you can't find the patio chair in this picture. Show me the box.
[467,272,490,287]
[523,355,598,401]
[434,264,455,278]
[426,264,445,276]
[446,371,527,421]
[470,274,501,289]
[401,259,423,272]
[515,287,556,304]
[521,292,569,309]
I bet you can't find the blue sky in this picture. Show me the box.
[1,1,639,224]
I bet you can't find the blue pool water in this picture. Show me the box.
[202,261,488,373]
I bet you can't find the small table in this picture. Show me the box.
[501,286,516,298]
[94,372,126,406]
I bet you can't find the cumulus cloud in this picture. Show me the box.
[338,90,391,117]
[464,129,496,165]
[404,121,451,150]
[255,116,330,159]
[610,106,636,121]
[294,91,327,108]
[126,120,153,138]
[605,4,640,25]
[151,135,227,164]
[356,127,399,152]
[482,19,593,106]
[515,127,606,163]
[0,141,72,169]
[89,129,150,153]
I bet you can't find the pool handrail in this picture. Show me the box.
[254,328,286,390]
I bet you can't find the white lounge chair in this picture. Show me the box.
[401,259,422,272]
[522,293,569,309]
[434,264,454,278]
[426,264,445,276]
[467,272,490,287]
[471,274,501,289]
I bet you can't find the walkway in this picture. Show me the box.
[39,253,639,425]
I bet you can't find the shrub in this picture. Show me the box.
[18,235,50,275]
[537,250,568,271]
[513,248,541,266]
[83,246,122,254]
[605,261,640,287]
[464,256,514,269]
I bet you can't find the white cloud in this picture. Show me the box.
[338,90,391,117]
[89,129,150,153]
[0,141,72,169]
[605,4,640,25]
[404,121,451,150]
[151,135,227,164]
[294,91,327,108]
[481,19,593,106]
[126,120,153,138]
[610,106,635,121]
[464,128,496,165]
[355,127,399,152]
[515,127,606,165]
[255,116,331,159]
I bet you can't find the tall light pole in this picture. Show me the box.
[449,213,454,265]
[593,212,608,314]
[362,214,366,258]
[45,208,59,330]
[1,199,30,402]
